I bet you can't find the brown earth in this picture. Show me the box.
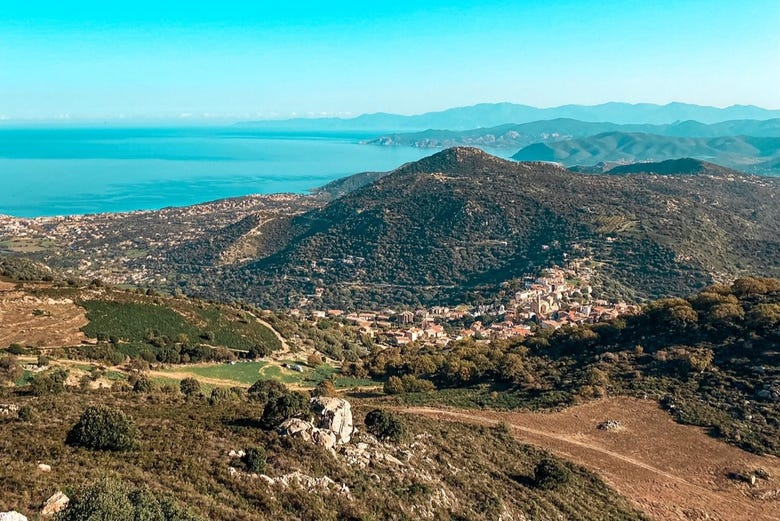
[404,397,780,521]
[0,283,88,348]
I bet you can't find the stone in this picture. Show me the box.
[310,397,354,444]
[278,418,316,442]
[0,404,20,417]
[41,492,69,517]
[311,429,337,450]
[228,449,246,458]
[597,419,622,431]
[0,512,28,521]
[37,463,52,472]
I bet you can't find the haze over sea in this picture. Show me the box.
[0,128,458,218]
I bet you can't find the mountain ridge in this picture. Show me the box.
[236,103,780,131]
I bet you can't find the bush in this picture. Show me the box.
[209,387,241,405]
[364,409,405,442]
[312,379,337,397]
[383,376,404,395]
[180,378,201,398]
[533,458,573,490]
[247,379,288,404]
[55,478,203,521]
[66,405,137,451]
[17,405,34,421]
[307,352,323,366]
[260,391,310,428]
[29,368,68,396]
[241,447,266,473]
[0,355,22,384]
[7,343,25,355]
[132,376,157,393]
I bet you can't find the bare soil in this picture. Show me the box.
[0,283,88,348]
[404,397,780,521]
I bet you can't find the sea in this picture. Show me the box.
[0,127,497,218]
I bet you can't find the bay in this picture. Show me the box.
[0,127,479,217]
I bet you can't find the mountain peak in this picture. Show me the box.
[393,147,515,176]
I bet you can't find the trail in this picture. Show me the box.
[400,398,780,521]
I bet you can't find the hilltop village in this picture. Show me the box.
[290,259,638,347]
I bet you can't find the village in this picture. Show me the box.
[289,258,638,347]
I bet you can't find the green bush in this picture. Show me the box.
[55,478,203,521]
[247,379,288,404]
[364,409,405,442]
[533,458,573,490]
[260,391,310,428]
[180,377,201,398]
[29,368,68,396]
[132,376,157,394]
[241,447,266,473]
[66,405,137,451]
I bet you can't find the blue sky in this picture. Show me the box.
[1,0,779,121]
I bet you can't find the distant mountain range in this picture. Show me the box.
[237,102,780,131]
[169,148,780,308]
[511,133,780,173]
[366,118,780,148]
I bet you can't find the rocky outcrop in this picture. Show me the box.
[277,418,337,450]
[0,404,19,417]
[259,471,352,498]
[310,397,353,444]
[277,398,354,450]
[41,492,69,517]
[0,512,28,521]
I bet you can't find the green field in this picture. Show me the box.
[179,361,268,384]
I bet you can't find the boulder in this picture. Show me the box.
[0,512,28,521]
[310,397,354,444]
[41,492,69,517]
[37,463,52,473]
[278,418,316,442]
[0,404,19,417]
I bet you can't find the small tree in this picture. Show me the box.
[0,355,22,384]
[260,391,310,428]
[29,368,68,396]
[383,376,404,395]
[241,447,266,473]
[67,406,137,451]
[364,409,405,442]
[180,378,201,399]
[307,352,323,367]
[313,379,337,397]
[533,458,573,490]
[248,379,288,404]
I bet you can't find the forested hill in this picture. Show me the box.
[197,147,780,308]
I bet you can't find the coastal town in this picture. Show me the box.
[289,259,638,347]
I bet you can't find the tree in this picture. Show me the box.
[180,378,201,399]
[383,376,404,395]
[533,458,572,490]
[66,405,137,451]
[247,379,288,404]
[364,409,405,442]
[0,355,22,384]
[260,391,310,428]
[241,447,266,473]
[29,368,68,396]
[307,352,323,366]
[312,379,337,397]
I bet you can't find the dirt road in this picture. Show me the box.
[403,397,780,521]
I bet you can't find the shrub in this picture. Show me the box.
[248,379,288,404]
[533,458,573,490]
[180,377,201,398]
[209,387,240,405]
[66,405,137,451]
[241,447,266,473]
[0,355,22,384]
[383,376,404,395]
[260,391,310,428]
[312,379,337,397]
[307,352,323,366]
[132,376,157,394]
[7,343,26,355]
[17,405,34,421]
[29,368,68,396]
[55,478,203,521]
[364,409,405,442]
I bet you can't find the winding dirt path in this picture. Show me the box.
[402,397,780,521]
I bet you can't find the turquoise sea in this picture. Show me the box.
[0,128,459,217]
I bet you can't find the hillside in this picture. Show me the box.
[367,117,780,149]
[186,148,780,308]
[511,132,780,173]
[236,102,780,131]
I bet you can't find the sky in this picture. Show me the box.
[1,0,779,121]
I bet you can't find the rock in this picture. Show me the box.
[597,419,622,431]
[278,418,316,442]
[37,463,52,473]
[310,397,354,444]
[755,467,772,480]
[228,449,246,458]
[0,512,28,521]
[41,492,69,517]
[0,404,20,417]
[228,466,238,477]
[312,429,337,450]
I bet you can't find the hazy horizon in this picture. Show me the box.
[2,0,779,122]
